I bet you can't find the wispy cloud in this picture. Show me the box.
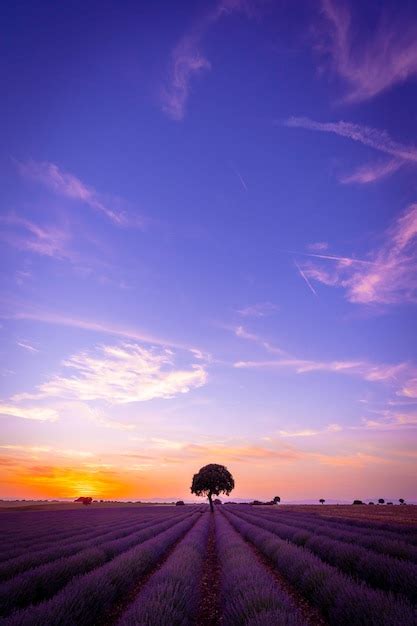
[16,340,39,353]
[340,159,404,184]
[161,0,256,120]
[0,214,74,261]
[233,325,416,392]
[87,409,137,431]
[234,356,409,383]
[285,117,417,163]
[307,242,328,252]
[401,378,417,399]
[18,160,142,228]
[7,306,194,351]
[237,302,278,318]
[319,0,417,103]
[297,203,417,305]
[0,404,59,422]
[360,409,417,430]
[13,342,207,405]
[278,423,342,437]
[234,325,287,356]
[0,444,93,458]
[285,116,417,185]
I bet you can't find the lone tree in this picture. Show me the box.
[399,498,405,505]
[273,496,281,504]
[191,464,235,512]
[378,498,385,505]
[74,497,93,506]
[319,498,325,505]
[175,500,185,506]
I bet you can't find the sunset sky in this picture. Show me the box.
[1,0,417,502]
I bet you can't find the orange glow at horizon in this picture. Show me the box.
[1,445,416,501]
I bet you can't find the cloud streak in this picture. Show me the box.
[285,117,417,163]
[298,203,417,305]
[237,302,278,318]
[0,404,59,422]
[319,0,417,103]
[7,306,194,351]
[161,0,256,120]
[18,161,142,228]
[13,342,207,405]
[0,214,75,261]
[340,159,404,185]
[233,325,416,395]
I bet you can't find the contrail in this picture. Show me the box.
[294,252,375,265]
[294,261,317,296]
[230,162,248,192]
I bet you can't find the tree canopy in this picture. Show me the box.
[74,497,93,506]
[191,463,235,511]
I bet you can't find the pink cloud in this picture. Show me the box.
[319,0,417,102]
[307,242,328,251]
[18,161,142,228]
[233,324,417,398]
[286,117,417,185]
[234,356,410,384]
[161,38,211,121]
[340,159,404,185]
[286,118,417,163]
[298,203,417,306]
[0,214,74,261]
[7,306,196,351]
[161,0,257,120]
[237,302,278,317]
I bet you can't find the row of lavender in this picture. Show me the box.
[2,506,416,625]
[116,510,310,625]
[248,507,417,562]
[3,509,202,625]
[0,509,198,616]
[230,507,417,603]
[0,507,177,559]
[0,509,188,581]
[223,507,417,625]
[263,508,417,546]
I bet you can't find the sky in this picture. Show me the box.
[1,0,417,502]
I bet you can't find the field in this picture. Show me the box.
[0,505,416,625]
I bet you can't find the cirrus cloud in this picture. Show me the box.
[318,0,417,103]
[13,342,207,405]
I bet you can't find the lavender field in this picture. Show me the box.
[0,505,416,625]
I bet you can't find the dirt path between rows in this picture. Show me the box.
[225,512,327,626]
[103,513,202,626]
[195,513,221,625]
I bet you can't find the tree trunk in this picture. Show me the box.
[208,493,214,512]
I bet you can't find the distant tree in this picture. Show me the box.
[273,496,281,504]
[175,500,185,506]
[368,501,375,505]
[213,498,222,505]
[191,464,235,512]
[74,497,93,506]
[319,499,325,505]
[353,500,364,505]
[399,498,405,505]
[378,498,385,505]
[386,502,393,505]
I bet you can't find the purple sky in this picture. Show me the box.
[1,0,417,501]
